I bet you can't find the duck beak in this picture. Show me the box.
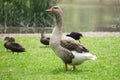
[46,8,53,12]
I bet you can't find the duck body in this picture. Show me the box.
[4,42,10,51]
[40,29,50,46]
[40,36,50,45]
[47,5,96,70]
[5,42,25,53]
[4,37,25,54]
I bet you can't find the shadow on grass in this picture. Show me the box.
[39,46,50,48]
[50,68,95,75]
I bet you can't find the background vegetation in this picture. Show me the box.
[0,0,59,33]
[0,0,120,32]
[0,36,120,80]
[60,0,120,32]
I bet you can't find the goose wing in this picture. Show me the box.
[60,46,74,63]
[60,39,89,53]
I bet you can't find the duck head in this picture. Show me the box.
[4,37,15,42]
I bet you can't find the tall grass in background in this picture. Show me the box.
[0,0,59,32]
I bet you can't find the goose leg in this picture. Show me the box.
[65,63,68,71]
[72,65,76,71]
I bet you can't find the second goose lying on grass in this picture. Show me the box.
[46,5,97,71]
[4,37,25,54]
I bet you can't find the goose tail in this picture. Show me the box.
[86,53,97,60]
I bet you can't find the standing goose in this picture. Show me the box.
[46,5,97,71]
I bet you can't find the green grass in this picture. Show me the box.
[0,36,120,80]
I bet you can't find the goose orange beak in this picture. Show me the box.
[46,8,53,12]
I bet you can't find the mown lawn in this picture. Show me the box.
[0,36,120,80]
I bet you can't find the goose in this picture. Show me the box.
[66,32,83,42]
[40,29,50,47]
[4,37,25,54]
[46,5,97,71]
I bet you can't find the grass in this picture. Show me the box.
[0,36,120,80]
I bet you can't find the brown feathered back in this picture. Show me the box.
[4,37,25,54]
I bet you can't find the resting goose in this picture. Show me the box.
[40,29,50,47]
[46,5,97,71]
[4,37,25,54]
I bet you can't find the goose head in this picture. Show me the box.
[46,5,63,14]
[46,5,63,27]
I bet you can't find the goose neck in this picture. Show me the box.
[55,12,62,28]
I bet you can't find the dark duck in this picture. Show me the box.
[4,37,25,54]
[40,29,50,47]
[4,37,15,51]
[66,32,83,42]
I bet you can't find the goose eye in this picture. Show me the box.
[54,7,58,9]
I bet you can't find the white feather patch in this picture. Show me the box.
[71,51,97,65]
